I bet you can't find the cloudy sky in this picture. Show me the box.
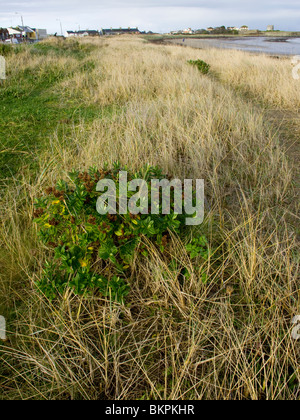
[1,0,300,34]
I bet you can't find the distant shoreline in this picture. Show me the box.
[149,36,300,57]
[146,33,300,42]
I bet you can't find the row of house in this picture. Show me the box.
[65,27,143,37]
[0,26,47,43]
[65,29,100,37]
[207,26,249,32]
[171,26,249,35]
[171,25,275,35]
[206,25,275,33]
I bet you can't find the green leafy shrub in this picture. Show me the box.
[185,236,210,283]
[188,59,211,75]
[34,163,205,302]
[185,236,209,259]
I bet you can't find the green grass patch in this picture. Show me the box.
[30,39,97,59]
[0,44,13,57]
[0,41,104,184]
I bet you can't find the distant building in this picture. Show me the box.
[183,28,193,34]
[267,25,274,31]
[239,25,249,31]
[65,31,76,37]
[65,30,99,37]
[0,28,9,41]
[207,27,214,32]
[35,29,48,40]
[7,27,22,42]
[2,26,47,42]
[17,26,36,39]
[11,26,48,41]
[7,27,22,36]
[78,30,99,37]
[101,27,140,35]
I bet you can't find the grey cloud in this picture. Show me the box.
[0,1,299,33]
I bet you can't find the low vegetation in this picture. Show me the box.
[0,44,13,56]
[33,163,206,301]
[0,36,299,400]
[188,59,211,74]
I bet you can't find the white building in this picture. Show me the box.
[183,28,193,34]
[65,30,99,37]
[65,31,76,37]
[7,27,22,36]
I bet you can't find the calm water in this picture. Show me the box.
[170,37,300,56]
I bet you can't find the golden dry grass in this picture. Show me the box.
[168,39,300,110]
[0,36,299,400]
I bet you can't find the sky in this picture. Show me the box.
[1,0,300,34]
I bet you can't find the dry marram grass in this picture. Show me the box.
[0,36,299,400]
